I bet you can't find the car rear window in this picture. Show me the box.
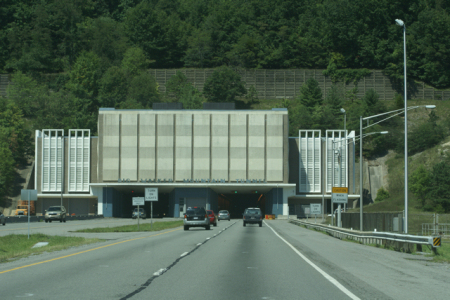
[186,207,206,215]
[48,207,61,211]
[219,210,228,213]
[245,209,261,214]
[207,210,214,214]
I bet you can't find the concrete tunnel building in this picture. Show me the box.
[33,106,359,219]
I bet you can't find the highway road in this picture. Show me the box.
[0,219,449,299]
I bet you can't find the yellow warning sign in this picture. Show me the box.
[332,187,348,194]
[433,237,441,247]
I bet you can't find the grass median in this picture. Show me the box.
[0,234,102,263]
[73,220,183,233]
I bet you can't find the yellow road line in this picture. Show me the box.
[0,227,182,274]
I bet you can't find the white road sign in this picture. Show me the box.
[332,187,348,204]
[132,197,145,206]
[145,188,158,201]
[310,204,321,214]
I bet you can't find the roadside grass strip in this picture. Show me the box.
[73,220,183,232]
[0,234,101,263]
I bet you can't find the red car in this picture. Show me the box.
[207,210,218,227]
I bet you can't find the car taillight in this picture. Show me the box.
[184,214,187,219]
[205,214,208,218]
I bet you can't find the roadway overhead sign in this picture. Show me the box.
[145,188,158,201]
[332,187,348,204]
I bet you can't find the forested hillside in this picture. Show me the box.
[1,0,450,87]
[1,0,450,212]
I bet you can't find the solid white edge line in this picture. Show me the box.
[264,221,360,300]
[180,252,189,257]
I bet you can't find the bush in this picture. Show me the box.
[375,187,390,202]
[202,66,247,102]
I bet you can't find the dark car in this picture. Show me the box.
[0,212,5,225]
[207,210,218,227]
[184,207,210,230]
[132,208,146,219]
[218,210,230,221]
[243,207,263,227]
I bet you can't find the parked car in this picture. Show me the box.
[0,212,5,225]
[132,208,146,219]
[218,210,230,221]
[243,207,263,227]
[184,207,210,230]
[207,210,218,227]
[45,206,67,223]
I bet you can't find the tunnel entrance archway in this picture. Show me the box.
[218,193,266,218]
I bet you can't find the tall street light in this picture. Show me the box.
[359,105,435,232]
[340,108,346,211]
[396,18,409,233]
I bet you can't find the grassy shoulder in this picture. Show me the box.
[73,220,183,233]
[0,234,102,263]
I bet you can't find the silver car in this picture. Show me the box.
[218,210,230,221]
[45,206,67,223]
[183,207,210,230]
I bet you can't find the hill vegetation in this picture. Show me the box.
[1,0,450,213]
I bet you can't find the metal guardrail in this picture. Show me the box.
[289,219,440,249]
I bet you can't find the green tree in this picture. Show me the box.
[0,97,32,165]
[121,47,152,77]
[66,51,102,100]
[203,66,247,103]
[0,133,16,201]
[125,1,185,67]
[297,78,322,109]
[427,161,450,212]
[98,66,128,108]
[33,90,77,132]
[325,84,343,112]
[126,71,160,108]
[408,112,445,155]
[178,85,204,109]
[409,165,430,208]
[165,71,189,101]
[6,71,44,117]
[83,17,129,68]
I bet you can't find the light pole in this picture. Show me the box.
[340,108,346,134]
[61,133,64,208]
[396,18,409,233]
[359,104,435,232]
[340,108,346,212]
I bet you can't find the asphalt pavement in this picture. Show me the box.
[0,218,449,299]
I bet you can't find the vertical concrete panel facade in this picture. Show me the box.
[120,114,137,180]
[266,114,284,181]
[103,114,120,181]
[175,114,192,181]
[229,114,247,180]
[193,114,210,179]
[248,114,265,180]
[139,114,156,179]
[211,114,229,180]
[157,114,174,179]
